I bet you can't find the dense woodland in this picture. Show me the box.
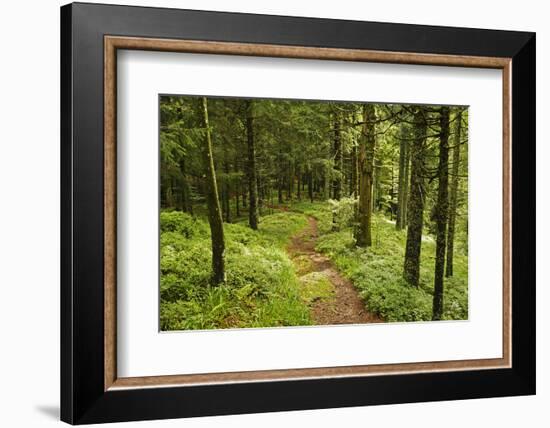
[160,95,468,331]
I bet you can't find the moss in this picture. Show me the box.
[298,271,335,305]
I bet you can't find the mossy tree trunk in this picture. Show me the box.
[396,123,408,230]
[432,106,450,320]
[446,110,463,277]
[245,100,259,230]
[198,97,225,285]
[350,143,358,198]
[403,107,427,286]
[356,103,376,247]
[402,134,410,227]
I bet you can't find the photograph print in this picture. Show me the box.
[159,95,469,331]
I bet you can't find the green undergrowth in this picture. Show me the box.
[315,213,468,322]
[297,271,335,305]
[160,210,310,331]
[286,200,334,234]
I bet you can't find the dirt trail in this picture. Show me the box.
[287,216,382,325]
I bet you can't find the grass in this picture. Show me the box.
[297,271,335,305]
[160,210,311,331]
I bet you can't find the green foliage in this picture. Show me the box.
[315,210,468,322]
[158,95,470,329]
[288,200,333,234]
[160,211,311,330]
[328,197,357,231]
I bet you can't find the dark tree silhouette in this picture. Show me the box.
[403,107,427,286]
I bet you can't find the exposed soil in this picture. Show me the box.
[287,216,382,325]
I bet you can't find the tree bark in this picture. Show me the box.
[432,107,450,320]
[222,146,231,223]
[245,100,259,229]
[350,144,358,198]
[332,110,343,200]
[356,104,376,247]
[446,110,463,277]
[403,107,427,286]
[403,134,410,227]
[198,97,225,285]
[396,123,408,230]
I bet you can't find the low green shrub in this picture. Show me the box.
[160,211,311,331]
[316,212,468,322]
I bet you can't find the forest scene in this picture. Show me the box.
[159,95,469,331]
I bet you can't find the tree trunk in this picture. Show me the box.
[432,107,450,320]
[165,182,174,208]
[235,188,240,217]
[373,161,381,212]
[403,107,427,286]
[324,163,331,200]
[198,97,225,285]
[179,156,193,215]
[224,187,231,222]
[396,123,408,230]
[308,169,314,202]
[446,110,463,277]
[403,134,410,227]
[296,165,301,200]
[350,144,358,198]
[223,147,231,223]
[356,104,376,247]
[287,160,293,201]
[390,164,395,219]
[235,157,241,217]
[332,110,343,200]
[257,169,263,216]
[245,100,259,230]
[277,148,284,204]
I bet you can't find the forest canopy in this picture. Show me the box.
[159,95,469,331]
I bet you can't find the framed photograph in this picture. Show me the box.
[60,2,535,424]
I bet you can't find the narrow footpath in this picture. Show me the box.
[287,216,382,325]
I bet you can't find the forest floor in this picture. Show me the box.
[160,201,468,331]
[287,215,382,325]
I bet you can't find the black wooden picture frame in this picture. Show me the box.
[61,2,535,424]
